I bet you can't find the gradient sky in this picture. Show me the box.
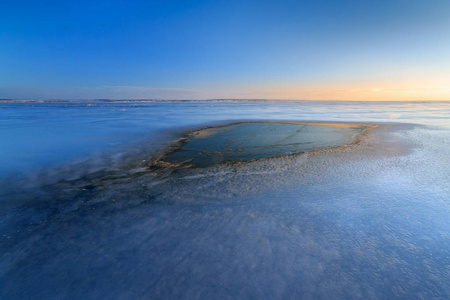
[1,0,450,100]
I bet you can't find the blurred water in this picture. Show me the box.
[0,100,449,299]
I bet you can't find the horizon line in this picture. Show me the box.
[1,98,449,103]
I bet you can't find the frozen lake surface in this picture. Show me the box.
[0,100,449,299]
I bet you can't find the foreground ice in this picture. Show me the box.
[0,101,449,299]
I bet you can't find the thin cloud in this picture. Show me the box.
[97,85,200,93]
[89,85,206,100]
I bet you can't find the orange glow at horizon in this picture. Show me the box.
[214,78,450,101]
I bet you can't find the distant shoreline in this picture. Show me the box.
[1,99,449,103]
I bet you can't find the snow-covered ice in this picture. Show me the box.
[0,100,449,299]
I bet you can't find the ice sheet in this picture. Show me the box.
[0,101,449,299]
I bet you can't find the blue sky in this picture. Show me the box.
[1,0,450,100]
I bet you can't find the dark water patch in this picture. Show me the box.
[153,121,370,168]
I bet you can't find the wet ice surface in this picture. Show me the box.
[1,101,449,299]
[159,122,366,168]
